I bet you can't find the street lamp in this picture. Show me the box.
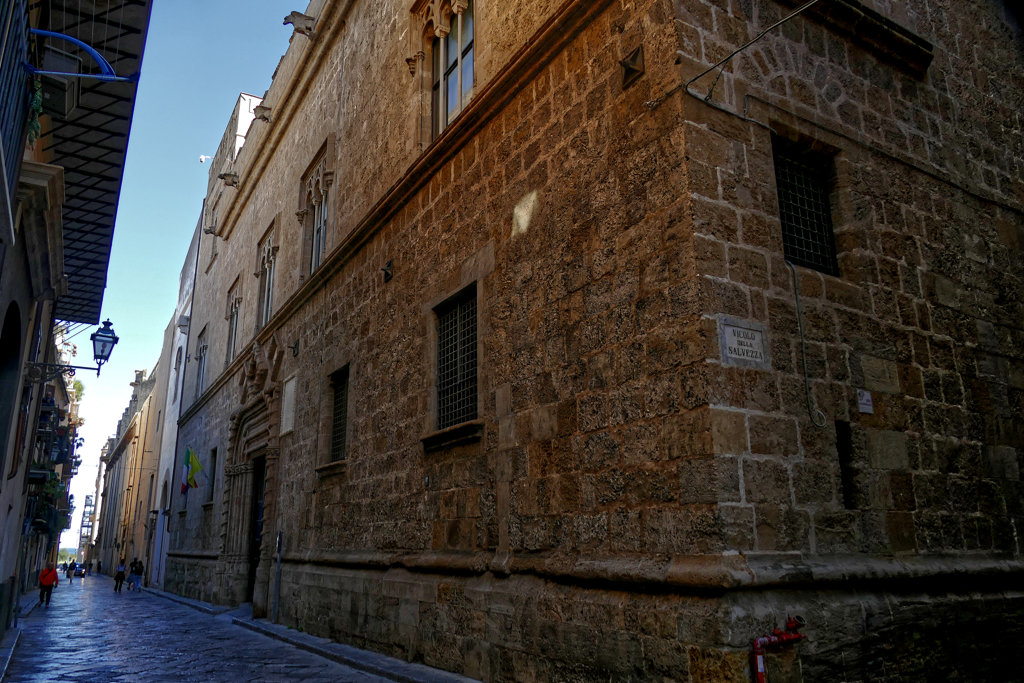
[90,320,119,374]
[26,319,120,383]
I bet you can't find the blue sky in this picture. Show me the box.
[62,1,294,548]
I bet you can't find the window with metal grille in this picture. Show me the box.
[330,367,349,462]
[772,136,839,276]
[436,288,478,430]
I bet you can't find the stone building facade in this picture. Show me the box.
[165,0,1023,681]
[96,366,166,575]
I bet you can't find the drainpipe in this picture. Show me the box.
[751,616,807,683]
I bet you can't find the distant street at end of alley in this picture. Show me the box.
[5,575,388,683]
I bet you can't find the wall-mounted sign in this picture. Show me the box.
[718,315,771,371]
[857,389,874,414]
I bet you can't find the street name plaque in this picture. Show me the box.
[718,315,771,371]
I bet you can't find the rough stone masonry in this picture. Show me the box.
[163,0,1024,681]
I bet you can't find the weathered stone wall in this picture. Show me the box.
[677,0,1024,558]
[165,0,1024,679]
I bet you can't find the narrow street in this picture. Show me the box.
[5,576,388,683]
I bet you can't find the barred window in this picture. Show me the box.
[773,136,839,276]
[436,287,477,430]
[330,367,349,462]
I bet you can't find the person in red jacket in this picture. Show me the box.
[38,563,59,607]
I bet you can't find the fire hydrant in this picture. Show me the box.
[751,615,807,683]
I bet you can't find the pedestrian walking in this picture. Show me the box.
[65,560,75,584]
[133,559,145,591]
[38,563,59,607]
[114,559,126,593]
[97,560,102,574]
[86,561,92,576]
[128,558,142,591]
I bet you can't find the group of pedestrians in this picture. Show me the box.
[37,556,145,607]
[113,558,145,593]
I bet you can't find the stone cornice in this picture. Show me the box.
[217,0,353,243]
[279,549,1024,592]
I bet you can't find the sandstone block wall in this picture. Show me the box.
[164,0,1024,680]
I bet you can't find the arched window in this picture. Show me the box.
[173,347,183,403]
[431,1,474,138]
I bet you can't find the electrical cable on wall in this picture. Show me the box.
[787,261,828,428]
[645,0,821,114]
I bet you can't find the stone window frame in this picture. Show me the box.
[420,241,493,453]
[409,0,477,147]
[297,134,336,280]
[224,276,242,368]
[771,133,842,277]
[173,346,183,404]
[254,221,278,333]
[205,447,218,506]
[315,360,356,479]
[194,326,209,401]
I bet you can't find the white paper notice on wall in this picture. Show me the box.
[857,389,874,414]
[281,375,297,433]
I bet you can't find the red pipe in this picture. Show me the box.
[752,616,807,683]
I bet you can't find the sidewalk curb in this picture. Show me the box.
[141,587,230,615]
[231,616,479,683]
[0,627,21,682]
[17,597,38,618]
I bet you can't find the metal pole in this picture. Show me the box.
[271,530,282,623]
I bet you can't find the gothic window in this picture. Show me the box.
[417,0,474,140]
[173,347,182,403]
[435,284,477,430]
[256,231,277,330]
[301,147,334,275]
[194,329,208,400]
[225,280,241,366]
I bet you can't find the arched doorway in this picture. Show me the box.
[0,302,23,473]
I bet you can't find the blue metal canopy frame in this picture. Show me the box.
[26,28,139,82]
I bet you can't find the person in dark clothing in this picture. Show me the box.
[113,559,127,592]
[39,563,59,607]
[130,560,145,591]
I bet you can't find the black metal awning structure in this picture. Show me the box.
[41,0,152,324]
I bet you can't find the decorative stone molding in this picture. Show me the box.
[224,462,253,476]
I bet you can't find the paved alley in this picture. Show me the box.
[5,575,389,683]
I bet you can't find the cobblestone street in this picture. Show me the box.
[5,576,389,683]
